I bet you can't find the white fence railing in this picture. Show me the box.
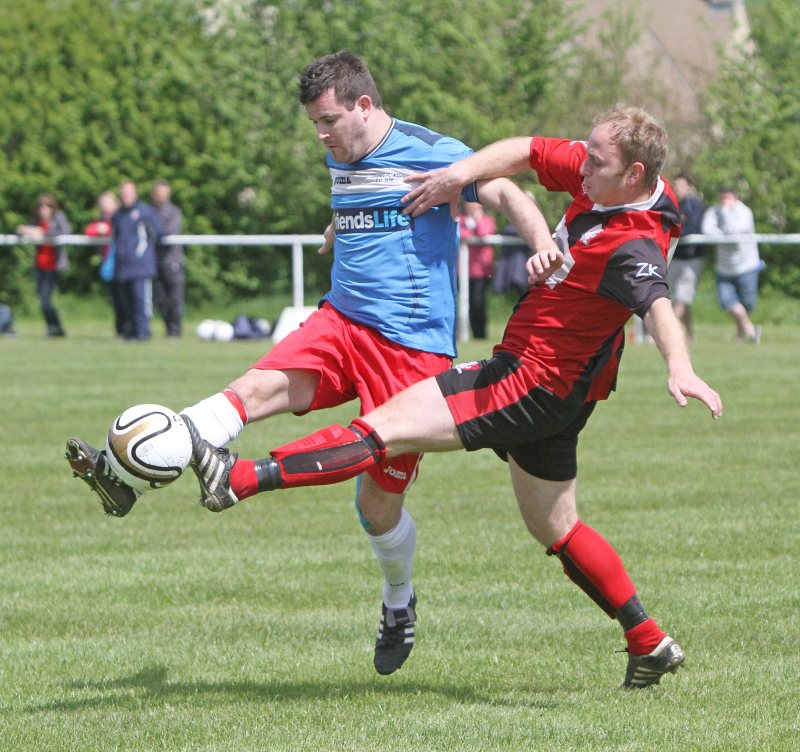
[3,232,797,342]
[1,233,324,312]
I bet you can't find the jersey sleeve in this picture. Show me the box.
[427,135,479,203]
[529,137,586,197]
[596,237,670,316]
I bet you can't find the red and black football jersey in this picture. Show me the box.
[495,137,681,402]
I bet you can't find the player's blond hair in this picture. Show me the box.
[592,106,668,188]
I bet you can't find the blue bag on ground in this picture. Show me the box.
[233,314,271,339]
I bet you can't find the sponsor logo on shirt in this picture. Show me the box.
[330,167,417,194]
[333,208,413,233]
[635,262,663,279]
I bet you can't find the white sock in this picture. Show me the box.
[181,392,244,447]
[368,508,416,609]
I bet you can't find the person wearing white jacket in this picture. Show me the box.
[701,188,762,342]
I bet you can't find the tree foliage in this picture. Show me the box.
[0,0,566,309]
[692,0,800,297]
[2,0,797,311]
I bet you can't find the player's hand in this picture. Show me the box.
[318,223,334,255]
[402,167,464,219]
[667,369,723,419]
[527,246,564,285]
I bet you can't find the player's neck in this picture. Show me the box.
[364,109,393,156]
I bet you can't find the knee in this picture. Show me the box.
[355,483,404,535]
[355,493,384,531]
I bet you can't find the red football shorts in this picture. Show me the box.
[252,303,452,493]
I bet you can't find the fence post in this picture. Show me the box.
[291,236,305,308]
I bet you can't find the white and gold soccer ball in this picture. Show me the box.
[105,404,192,490]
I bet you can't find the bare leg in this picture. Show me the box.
[357,475,415,605]
[726,302,757,341]
[683,304,694,340]
[508,456,578,547]
[507,456,675,667]
[357,473,404,535]
[229,368,319,420]
[367,376,464,456]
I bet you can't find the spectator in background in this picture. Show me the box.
[0,302,16,336]
[151,180,185,337]
[16,194,71,337]
[494,220,531,299]
[668,175,706,341]
[112,180,163,341]
[701,187,762,343]
[459,201,496,339]
[85,191,128,339]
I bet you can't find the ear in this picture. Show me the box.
[627,162,645,185]
[356,94,372,118]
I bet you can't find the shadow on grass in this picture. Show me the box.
[20,664,560,714]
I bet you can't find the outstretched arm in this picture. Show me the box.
[476,177,562,284]
[643,297,723,418]
[402,137,533,218]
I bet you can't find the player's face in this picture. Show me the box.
[305,88,371,164]
[579,123,637,206]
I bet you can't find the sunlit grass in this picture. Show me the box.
[1,311,798,751]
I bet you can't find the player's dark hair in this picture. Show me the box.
[593,105,668,188]
[298,50,382,110]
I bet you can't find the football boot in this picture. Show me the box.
[181,415,240,511]
[65,437,141,517]
[374,592,417,675]
[621,636,686,688]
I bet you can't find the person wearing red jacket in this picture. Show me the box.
[17,194,71,337]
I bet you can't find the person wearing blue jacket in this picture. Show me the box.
[112,181,163,340]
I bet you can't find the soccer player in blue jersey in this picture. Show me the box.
[66,50,558,675]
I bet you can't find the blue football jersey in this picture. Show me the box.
[323,118,478,357]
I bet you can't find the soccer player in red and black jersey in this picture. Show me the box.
[190,106,723,688]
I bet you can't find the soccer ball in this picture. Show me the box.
[196,319,216,341]
[105,404,193,491]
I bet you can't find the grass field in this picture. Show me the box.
[1,304,799,751]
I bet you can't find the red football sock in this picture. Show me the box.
[230,458,258,500]
[549,520,637,611]
[549,520,665,652]
[624,619,667,656]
